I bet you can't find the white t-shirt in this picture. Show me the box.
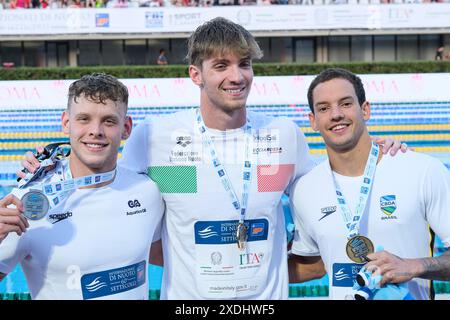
[120,108,315,299]
[0,161,164,300]
[291,151,450,300]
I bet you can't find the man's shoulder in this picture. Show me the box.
[384,150,443,170]
[147,108,196,130]
[248,111,297,130]
[292,160,328,192]
[116,165,158,189]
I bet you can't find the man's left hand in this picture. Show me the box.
[372,137,410,156]
[365,250,421,286]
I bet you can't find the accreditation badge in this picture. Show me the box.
[346,235,374,264]
[21,190,49,220]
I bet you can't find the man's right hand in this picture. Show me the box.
[0,194,29,244]
[16,147,45,179]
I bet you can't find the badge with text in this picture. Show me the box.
[81,261,146,300]
[21,190,49,220]
[346,235,374,264]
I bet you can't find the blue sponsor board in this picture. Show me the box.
[194,219,269,245]
[332,263,363,287]
[81,261,146,300]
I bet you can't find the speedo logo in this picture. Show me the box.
[48,211,73,224]
[319,206,336,221]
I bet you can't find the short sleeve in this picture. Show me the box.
[422,158,450,247]
[290,184,321,257]
[119,117,151,174]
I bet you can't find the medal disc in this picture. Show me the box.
[21,190,49,220]
[346,235,374,264]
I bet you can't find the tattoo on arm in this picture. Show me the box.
[421,250,450,281]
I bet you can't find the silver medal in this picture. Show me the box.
[21,190,49,220]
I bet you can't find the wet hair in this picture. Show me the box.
[67,73,128,112]
[307,68,366,113]
[186,17,263,67]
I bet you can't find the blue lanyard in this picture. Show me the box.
[330,142,379,239]
[41,164,116,210]
[195,109,253,224]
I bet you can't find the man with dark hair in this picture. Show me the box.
[289,68,450,300]
[0,73,163,299]
[120,19,404,299]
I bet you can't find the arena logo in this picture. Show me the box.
[176,136,192,148]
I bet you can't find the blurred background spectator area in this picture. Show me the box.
[0,0,450,9]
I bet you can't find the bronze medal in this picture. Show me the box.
[236,223,248,251]
[346,235,374,264]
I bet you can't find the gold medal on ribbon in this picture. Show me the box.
[346,235,374,264]
[236,223,248,251]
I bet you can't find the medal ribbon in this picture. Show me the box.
[41,166,116,210]
[195,109,253,225]
[18,145,66,189]
[331,142,379,239]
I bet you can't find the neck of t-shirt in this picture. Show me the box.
[199,105,247,131]
[328,135,374,177]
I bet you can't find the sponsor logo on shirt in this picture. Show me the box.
[253,134,278,142]
[252,147,283,155]
[380,195,398,220]
[176,135,192,148]
[126,199,147,216]
[332,263,363,287]
[239,252,264,267]
[81,261,146,300]
[194,219,269,245]
[319,206,336,221]
[48,211,73,224]
[128,199,141,208]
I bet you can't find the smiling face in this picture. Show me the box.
[189,51,253,115]
[62,95,132,176]
[309,78,370,153]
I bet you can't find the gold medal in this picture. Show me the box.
[236,223,248,251]
[346,235,374,264]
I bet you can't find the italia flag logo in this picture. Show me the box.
[380,195,397,216]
